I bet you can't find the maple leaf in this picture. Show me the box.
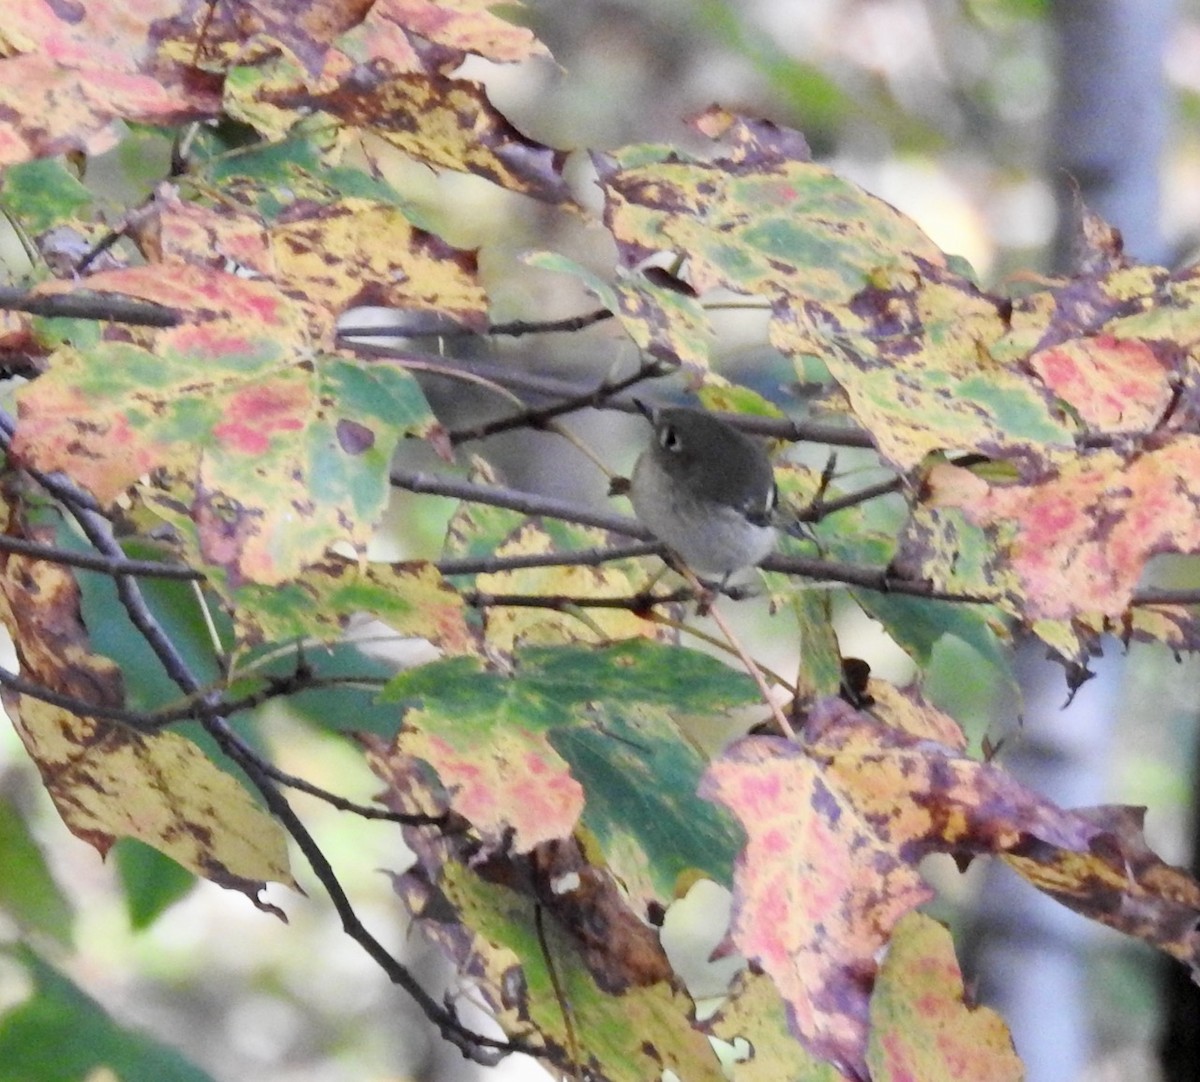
[701,696,1198,1078]
[0,508,292,911]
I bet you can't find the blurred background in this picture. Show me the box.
[4,1,1200,1080]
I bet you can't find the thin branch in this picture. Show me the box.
[0,658,445,825]
[795,474,906,523]
[3,445,520,1059]
[201,713,528,1060]
[0,286,180,327]
[390,467,651,538]
[1130,586,1200,607]
[338,308,614,341]
[187,696,449,828]
[761,553,1001,602]
[347,345,877,447]
[0,663,165,728]
[437,541,663,576]
[462,589,693,612]
[0,531,203,581]
[447,359,669,445]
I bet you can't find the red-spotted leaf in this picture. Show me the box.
[917,443,1200,622]
[700,697,1126,1077]
[14,338,433,583]
[867,913,1022,1082]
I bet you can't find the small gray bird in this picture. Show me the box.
[629,403,778,581]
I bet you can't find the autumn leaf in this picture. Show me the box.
[867,913,1022,1082]
[700,696,1180,1077]
[704,971,852,1082]
[376,642,754,872]
[599,109,945,305]
[392,858,726,1081]
[0,513,292,911]
[914,443,1200,625]
[15,339,433,584]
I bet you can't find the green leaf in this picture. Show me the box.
[551,705,744,901]
[382,640,757,715]
[0,946,215,1082]
[0,160,92,234]
[115,839,197,931]
[380,642,755,886]
[0,795,73,945]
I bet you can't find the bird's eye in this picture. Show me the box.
[658,424,681,452]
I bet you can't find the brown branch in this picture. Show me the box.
[447,359,669,445]
[338,308,614,341]
[390,467,650,538]
[201,714,528,1061]
[346,344,876,447]
[0,286,180,327]
[462,588,693,612]
[0,663,168,728]
[0,659,445,826]
[1130,586,1200,607]
[0,531,203,581]
[761,553,1000,602]
[796,474,905,523]
[437,541,663,576]
[1,444,522,1059]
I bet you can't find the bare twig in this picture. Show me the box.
[0,286,180,327]
[338,308,614,341]
[795,474,905,523]
[0,663,167,728]
[0,531,203,580]
[346,345,877,448]
[437,541,662,576]
[202,713,527,1060]
[461,588,693,612]
[1130,586,1200,607]
[447,359,669,444]
[390,467,652,538]
[761,553,1001,603]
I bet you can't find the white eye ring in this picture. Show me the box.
[658,424,681,452]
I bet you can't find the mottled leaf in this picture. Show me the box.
[0,516,292,908]
[917,445,1200,623]
[700,697,1143,1076]
[867,913,1022,1082]
[392,857,725,1081]
[705,971,852,1082]
[376,642,756,859]
[15,340,432,583]
[599,109,944,304]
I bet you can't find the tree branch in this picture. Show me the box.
[0,286,180,327]
[338,307,614,341]
[0,531,203,581]
[437,541,663,576]
[201,713,529,1061]
[761,553,1001,603]
[347,344,877,447]
[462,588,694,612]
[390,467,650,538]
[447,358,669,445]
[0,444,523,1059]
